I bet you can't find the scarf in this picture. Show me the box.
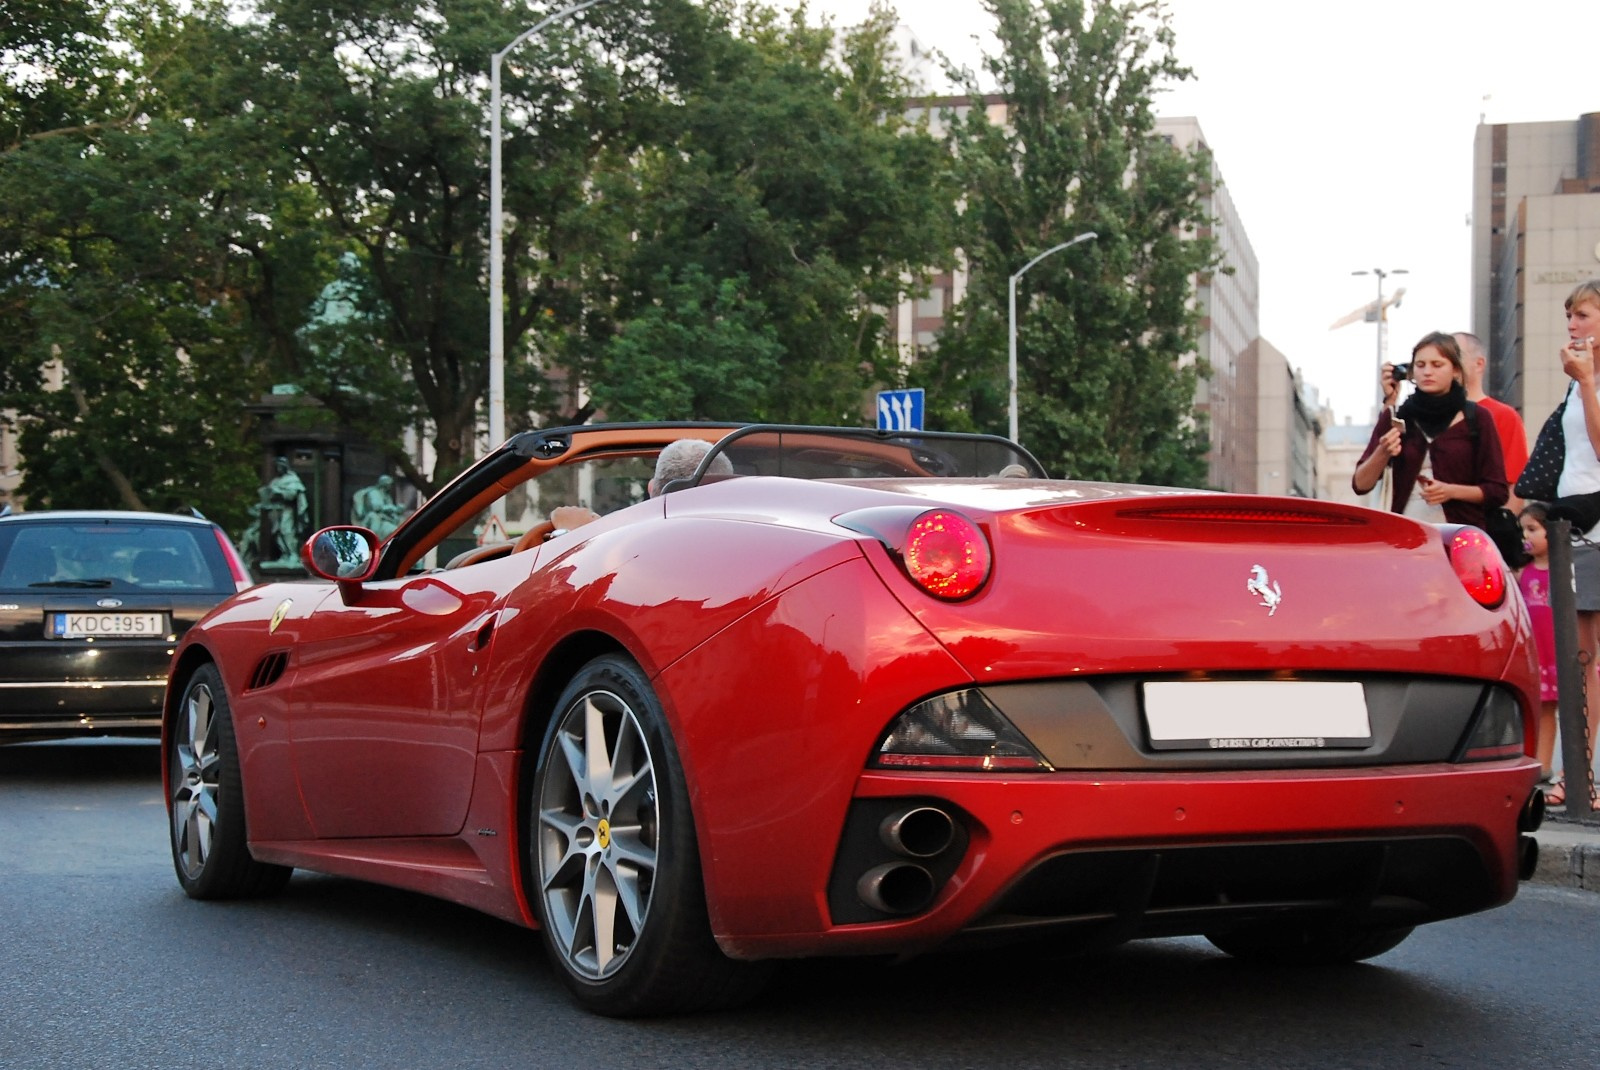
[1396,381,1466,439]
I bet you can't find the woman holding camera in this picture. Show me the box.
[1351,331,1508,526]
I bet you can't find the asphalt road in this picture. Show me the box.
[3,739,1598,1070]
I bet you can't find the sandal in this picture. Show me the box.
[1546,779,1566,807]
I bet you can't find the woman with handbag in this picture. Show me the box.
[1351,331,1508,529]
[1515,279,1600,806]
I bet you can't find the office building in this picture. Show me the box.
[1472,112,1600,423]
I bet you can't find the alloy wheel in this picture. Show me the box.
[536,688,660,981]
[171,680,221,880]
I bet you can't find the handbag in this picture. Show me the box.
[1515,387,1568,501]
[1548,493,1600,534]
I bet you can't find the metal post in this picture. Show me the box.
[1548,519,1597,820]
[488,0,605,522]
[1353,267,1407,413]
[1007,274,1018,444]
[1006,231,1097,445]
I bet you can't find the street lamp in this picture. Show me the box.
[489,0,606,482]
[1351,267,1408,408]
[1008,231,1097,444]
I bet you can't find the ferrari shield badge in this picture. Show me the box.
[269,598,293,634]
[1246,565,1282,616]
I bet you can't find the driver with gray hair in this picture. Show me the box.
[647,437,733,497]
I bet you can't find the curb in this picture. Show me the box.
[1532,821,1600,892]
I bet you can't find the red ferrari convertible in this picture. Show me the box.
[163,423,1546,1016]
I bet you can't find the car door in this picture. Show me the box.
[282,555,526,839]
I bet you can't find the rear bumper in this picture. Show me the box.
[714,760,1541,959]
[0,679,165,738]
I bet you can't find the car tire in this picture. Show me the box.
[168,663,291,899]
[530,654,770,1017]
[1205,921,1414,965]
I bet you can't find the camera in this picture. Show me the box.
[1390,362,1411,383]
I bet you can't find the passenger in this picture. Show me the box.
[545,438,732,536]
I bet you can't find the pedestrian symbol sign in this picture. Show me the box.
[877,389,925,431]
[478,513,508,546]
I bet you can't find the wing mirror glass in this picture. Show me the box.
[302,526,379,581]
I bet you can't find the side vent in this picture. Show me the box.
[246,651,290,691]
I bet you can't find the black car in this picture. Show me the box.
[0,510,251,743]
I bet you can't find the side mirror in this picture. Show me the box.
[301,526,379,582]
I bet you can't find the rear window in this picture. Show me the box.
[0,520,236,593]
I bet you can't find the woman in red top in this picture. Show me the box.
[1351,331,1508,528]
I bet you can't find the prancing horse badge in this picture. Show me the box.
[1246,565,1282,616]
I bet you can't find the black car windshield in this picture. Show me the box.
[0,521,235,593]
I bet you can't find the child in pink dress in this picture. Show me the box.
[1518,504,1559,788]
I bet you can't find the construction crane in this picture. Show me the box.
[1331,274,1407,415]
[1329,285,1406,339]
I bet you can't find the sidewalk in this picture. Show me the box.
[1532,810,1600,892]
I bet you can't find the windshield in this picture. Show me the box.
[0,521,236,593]
[693,427,1045,484]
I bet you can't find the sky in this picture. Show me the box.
[802,0,1597,426]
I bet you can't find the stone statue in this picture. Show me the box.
[351,474,406,540]
[260,457,309,567]
[239,485,272,567]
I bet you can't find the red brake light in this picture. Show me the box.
[902,510,990,601]
[1445,526,1506,608]
[212,526,251,590]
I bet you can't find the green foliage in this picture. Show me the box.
[590,267,783,421]
[0,0,1218,520]
[916,0,1217,486]
[0,1,265,526]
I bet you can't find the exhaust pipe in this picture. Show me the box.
[1520,788,1546,833]
[878,806,956,858]
[1518,834,1539,881]
[857,862,936,915]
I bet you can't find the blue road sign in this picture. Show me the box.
[877,388,925,431]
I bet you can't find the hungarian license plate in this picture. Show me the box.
[1142,680,1371,750]
[50,612,167,639]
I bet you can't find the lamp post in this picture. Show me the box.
[1351,266,1407,409]
[489,0,606,483]
[1008,231,1097,444]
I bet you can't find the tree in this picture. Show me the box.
[916,0,1218,486]
[0,1,265,524]
[1,0,961,519]
[583,2,960,426]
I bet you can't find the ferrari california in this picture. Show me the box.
[161,423,1546,1017]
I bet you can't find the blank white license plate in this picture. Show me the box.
[1142,680,1371,750]
[51,612,167,639]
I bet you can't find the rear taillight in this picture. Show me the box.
[1444,526,1506,608]
[1456,686,1525,761]
[903,511,990,600]
[873,689,1049,771]
[212,527,252,591]
[836,506,992,601]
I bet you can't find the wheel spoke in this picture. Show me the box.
[589,864,620,974]
[603,845,651,933]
